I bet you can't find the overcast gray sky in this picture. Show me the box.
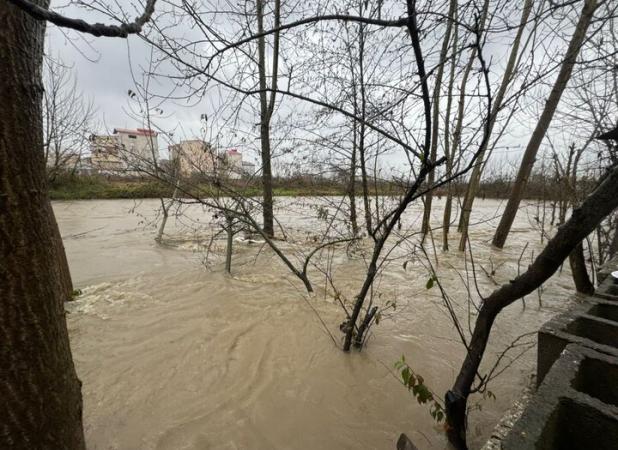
[45,0,612,179]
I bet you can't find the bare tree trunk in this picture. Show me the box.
[349,123,359,236]
[357,8,372,236]
[354,305,377,348]
[441,8,458,251]
[225,214,234,273]
[256,0,280,238]
[156,204,169,243]
[569,241,594,294]
[155,180,179,243]
[492,0,598,248]
[446,165,618,450]
[0,1,85,447]
[458,0,533,251]
[455,0,490,234]
[421,0,456,240]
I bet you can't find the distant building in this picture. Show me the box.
[221,148,244,179]
[166,142,255,180]
[241,160,256,176]
[157,158,174,175]
[169,140,217,176]
[90,128,158,174]
[76,156,95,176]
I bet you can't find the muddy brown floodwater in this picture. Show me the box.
[55,198,580,450]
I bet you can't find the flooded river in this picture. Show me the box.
[55,198,580,450]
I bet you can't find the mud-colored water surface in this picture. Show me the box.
[55,198,579,449]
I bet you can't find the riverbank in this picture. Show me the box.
[48,175,350,200]
[48,173,582,201]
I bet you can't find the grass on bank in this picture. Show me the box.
[48,175,352,200]
[49,172,578,201]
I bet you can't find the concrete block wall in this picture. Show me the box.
[502,344,618,449]
[537,298,618,384]
[500,273,618,449]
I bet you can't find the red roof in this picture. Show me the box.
[113,128,158,137]
[227,148,240,155]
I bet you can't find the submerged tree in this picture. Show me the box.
[491,0,599,248]
[457,0,534,252]
[256,0,281,238]
[446,163,618,449]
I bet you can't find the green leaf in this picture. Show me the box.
[402,367,411,385]
[415,385,432,403]
[426,277,434,289]
[408,373,416,388]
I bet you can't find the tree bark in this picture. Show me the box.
[569,241,594,294]
[50,200,74,300]
[0,1,85,447]
[446,164,618,449]
[256,0,280,238]
[492,0,598,248]
[225,214,234,273]
[348,123,359,236]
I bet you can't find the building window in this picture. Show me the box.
[128,135,137,139]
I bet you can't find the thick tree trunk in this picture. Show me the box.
[50,201,74,299]
[492,0,597,248]
[569,242,594,294]
[0,1,85,448]
[446,164,618,449]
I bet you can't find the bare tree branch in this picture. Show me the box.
[5,0,157,37]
